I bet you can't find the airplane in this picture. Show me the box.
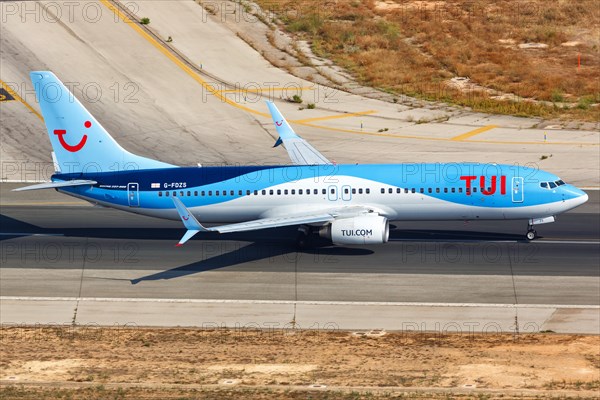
[15,71,589,247]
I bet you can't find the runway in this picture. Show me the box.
[1,187,598,333]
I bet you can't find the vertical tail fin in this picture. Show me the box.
[30,71,175,173]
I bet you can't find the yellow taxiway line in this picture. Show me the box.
[451,125,498,141]
[0,79,43,121]
[217,87,315,93]
[294,110,377,123]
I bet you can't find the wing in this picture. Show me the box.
[266,101,331,165]
[171,198,372,246]
[12,179,98,191]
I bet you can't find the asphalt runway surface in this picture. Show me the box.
[1,191,598,306]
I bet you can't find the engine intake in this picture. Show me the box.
[320,215,389,245]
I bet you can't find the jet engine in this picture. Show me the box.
[319,215,389,245]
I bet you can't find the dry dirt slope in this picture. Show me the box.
[0,327,599,399]
[253,0,600,121]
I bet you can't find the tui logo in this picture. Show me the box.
[53,120,92,152]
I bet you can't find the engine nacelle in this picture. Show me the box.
[320,215,389,245]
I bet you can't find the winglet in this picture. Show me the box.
[172,197,208,246]
[265,101,331,166]
[266,101,299,141]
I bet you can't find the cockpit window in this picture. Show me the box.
[541,180,566,189]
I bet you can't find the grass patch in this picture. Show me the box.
[289,94,303,103]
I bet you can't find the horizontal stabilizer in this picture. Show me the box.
[172,197,209,246]
[12,180,97,192]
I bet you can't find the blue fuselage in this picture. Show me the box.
[54,163,588,223]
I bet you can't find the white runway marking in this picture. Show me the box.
[1,297,598,309]
[0,233,64,237]
[389,239,599,245]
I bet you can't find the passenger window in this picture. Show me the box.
[396,188,401,194]
[427,188,432,193]
[238,190,242,196]
[208,191,213,196]
[473,187,477,193]
[284,189,289,195]
[223,191,227,196]
[451,188,455,193]
[344,188,349,194]
[420,188,424,193]
[388,188,393,194]
[381,188,385,194]
[404,188,408,193]
[246,190,250,195]
[277,189,281,195]
[358,188,363,194]
[366,188,370,194]
[443,188,448,193]
[270,190,274,195]
[230,190,234,196]
[165,191,169,197]
[215,191,219,196]
[322,189,326,195]
[194,191,198,196]
[262,190,266,195]
[411,188,415,193]
[173,191,177,197]
[180,191,184,197]
[352,188,356,194]
[330,188,335,194]
[458,188,463,193]
[254,190,258,195]
[158,191,162,197]
[436,188,440,193]
[291,189,295,195]
[299,189,303,195]
[187,191,191,197]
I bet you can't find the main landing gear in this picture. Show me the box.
[296,225,311,249]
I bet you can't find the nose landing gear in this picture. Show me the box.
[526,221,537,241]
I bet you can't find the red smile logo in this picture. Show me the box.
[183,215,190,221]
[53,120,91,152]
[275,120,283,127]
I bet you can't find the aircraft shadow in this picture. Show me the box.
[1,213,530,244]
[130,241,373,284]
[389,229,526,241]
[2,212,534,244]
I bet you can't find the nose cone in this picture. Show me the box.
[564,186,588,209]
[576,191,589,207]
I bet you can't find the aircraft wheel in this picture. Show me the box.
[296,232,308,249]
[526,229,536,241]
